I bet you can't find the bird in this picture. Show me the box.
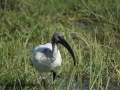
[32,32,76,81]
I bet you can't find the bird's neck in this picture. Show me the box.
[52,42,58,56]
[50,42,58,61]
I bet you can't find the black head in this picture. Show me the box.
[52,32,77,65]
[52,32,64,44]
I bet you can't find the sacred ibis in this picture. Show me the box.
[32,32,76,81]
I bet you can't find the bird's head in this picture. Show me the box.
[52,32,64,44]
[52,32,77,66]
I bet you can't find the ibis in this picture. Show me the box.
[32,32,76,81]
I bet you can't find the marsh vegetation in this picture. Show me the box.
[0,0,120,90]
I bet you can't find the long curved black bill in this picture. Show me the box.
[59,38,76,65]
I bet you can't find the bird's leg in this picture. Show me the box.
[40,75,50,90]
[50,70,61,81]
[40,78,50,90]
[40,73,49,86]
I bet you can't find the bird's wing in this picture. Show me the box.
[33,43,53,66]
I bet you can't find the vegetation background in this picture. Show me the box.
[0,0,120,90]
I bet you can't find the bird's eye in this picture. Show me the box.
[58,36,64,40]
[58,36,61,40]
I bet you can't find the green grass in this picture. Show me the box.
[0,0,120,90]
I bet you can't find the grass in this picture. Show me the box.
[0,0,120,90]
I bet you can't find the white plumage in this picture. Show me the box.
[32,43,62,73]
